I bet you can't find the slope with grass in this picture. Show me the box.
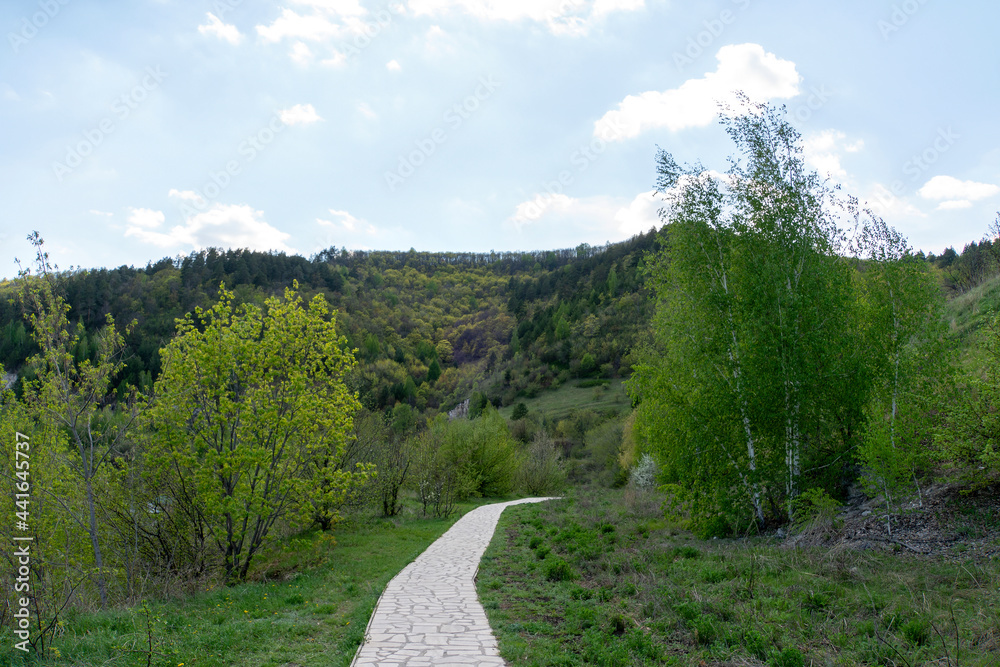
[498,379,630,424]
[7,499,495,667]
[943,272,1000,364]
[478,487,1000,667]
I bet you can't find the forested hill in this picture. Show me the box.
[0,231,659,414]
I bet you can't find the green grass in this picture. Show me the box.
[8,499,494,667]
[478,487,1000,666]
[498,379,630,422]
[944,273,1000,354]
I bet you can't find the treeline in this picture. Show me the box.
[924,227,1000,294]
[0,234,657,417]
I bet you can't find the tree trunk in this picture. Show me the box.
[84,471,108,608]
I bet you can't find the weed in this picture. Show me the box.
[770,647,805,667]
[672,545,701,560]
[901,617,929,646]
[545,559,576,582]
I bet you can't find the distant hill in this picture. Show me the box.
[0,232,659,416]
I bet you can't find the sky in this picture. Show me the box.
[1,0,998,277]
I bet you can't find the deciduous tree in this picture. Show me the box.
[148,284,362,582]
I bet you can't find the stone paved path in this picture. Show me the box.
[351,498,558,667]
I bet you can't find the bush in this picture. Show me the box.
[545,559,575,581]
[937,316,1000,488]
[629,454,658,490]
[511,402,529,420]
[791,487,842,533]
[413,407,521,503]
[582,420,625,486]
[518,432,567,495]
[769,647,805,667]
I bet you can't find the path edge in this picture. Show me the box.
[347,497,560,667]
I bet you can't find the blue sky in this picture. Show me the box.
[2,0,998,277]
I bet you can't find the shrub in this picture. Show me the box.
[791,487,842,530]
[414,408,521,502]
[545,559,575,582]
[769,647,805,667]
[583,420,625,486]
[518,432,567,495]
[630,454,658,490]
[901,618,929,646]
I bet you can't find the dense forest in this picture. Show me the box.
[0,234,656,416]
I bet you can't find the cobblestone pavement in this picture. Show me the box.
[351,498,558,667]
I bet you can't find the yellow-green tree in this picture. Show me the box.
[15,233,139,609]
[149,284,362,583]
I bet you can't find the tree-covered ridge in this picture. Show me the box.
[0,233,658,413]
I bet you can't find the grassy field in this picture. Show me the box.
[943,273,1000,365]
[8,498,496,667]
[478,487,1000,666]
[498,379,631,423]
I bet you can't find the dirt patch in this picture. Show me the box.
[788,482,1000,562]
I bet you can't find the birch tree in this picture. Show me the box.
[854,218,946,529]
[631,100,864,532]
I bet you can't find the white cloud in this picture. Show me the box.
[917,175,1000,203]
[318,209,379,235]
[3,85,21,102]
[386,59,402,71]
[356,101,377,119]
[511,193,581,228]
[168,189,203,203]
[127,208,165,229]
[802,130,864,180]
[290,0,367,14]
[937,199,973,211]
[508,191,660,238]
[278,103,323,125]
[89,209,114,217]
[614,191,661,236]
[290,41,314,64]
[257,8,346,43]
[407,0,644,35]
[198,13,243,45]
[321,50,349,67]
[867,184,927,220]
[593,0,644,16]
[596,44,801,140]
[255,0,373,66]
[126,197,294,253]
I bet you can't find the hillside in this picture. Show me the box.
[0,232,658,414]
